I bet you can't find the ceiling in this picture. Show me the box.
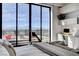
[42,3,69,7]
[51,3,67,7]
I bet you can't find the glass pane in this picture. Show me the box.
[42,7,50,42]
[18,4,29,45]
[2,3,16,45]
[32,5,41,42]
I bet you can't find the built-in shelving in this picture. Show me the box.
[61,18,79,26]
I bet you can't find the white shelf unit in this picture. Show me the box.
[61,18,78,26]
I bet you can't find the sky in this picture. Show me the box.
[2,3,49,30]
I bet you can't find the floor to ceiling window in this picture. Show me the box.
[42,7,50,42]
[18,4,29,45]
[2,3,51,46]
[31,4,51,42]
[2,3,16,45]
[31,5,41,42]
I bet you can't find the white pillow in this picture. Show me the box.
[0,45,10,56]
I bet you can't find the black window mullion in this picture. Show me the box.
[49,8,51,42]
[0,3,2,39]
[16,3,18,46]
[29,3,32,44]
[40,6,42,42]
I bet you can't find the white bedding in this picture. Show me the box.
[0,39,16,56]
[0,45,10,56]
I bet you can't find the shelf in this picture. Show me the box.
[61,18,78,26]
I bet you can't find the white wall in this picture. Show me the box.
[51,3,79,42]
[59,3,79,49]
[53,6,62,41]
[60,3,79,14]
[60,4,79,34]
[52,3,79,42]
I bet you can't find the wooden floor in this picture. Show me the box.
[15,45,49,56]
